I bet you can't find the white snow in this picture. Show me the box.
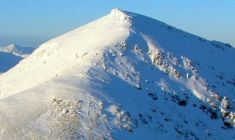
[0,9,234,140]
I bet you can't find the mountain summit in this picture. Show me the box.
[0,9,234,140]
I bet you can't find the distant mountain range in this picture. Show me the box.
[0,44,34,73]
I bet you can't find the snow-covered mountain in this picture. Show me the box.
[0,9,234,140]
[0,44,35,73]
[0,43,34,58]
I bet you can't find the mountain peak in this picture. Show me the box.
[0,10,234,140]
[110,8,125,15]
[109,8,131,23]
[1,43,17,51]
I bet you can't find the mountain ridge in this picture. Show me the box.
[0,9,234,140]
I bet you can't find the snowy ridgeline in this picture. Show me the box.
[0,9,234,140]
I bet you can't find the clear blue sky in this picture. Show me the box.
[0,0,235,47]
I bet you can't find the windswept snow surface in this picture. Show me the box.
[0,9,235,140]
[0,44,34,73]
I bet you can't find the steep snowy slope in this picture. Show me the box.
[0,9,234,140]
[0,44,35,73]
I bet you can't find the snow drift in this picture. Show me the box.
[0,9,234,140]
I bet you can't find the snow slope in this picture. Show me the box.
[0,9,234,140]
[0,44,34,73]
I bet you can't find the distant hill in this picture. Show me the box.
[0,44,35,73]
